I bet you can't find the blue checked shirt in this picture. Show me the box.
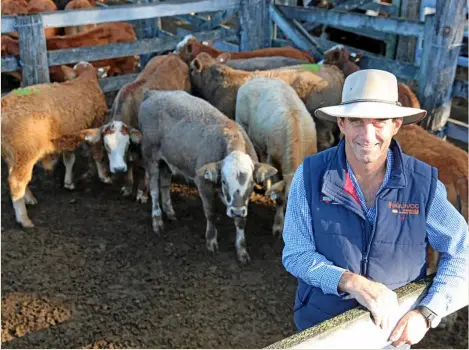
[282,149,468,322]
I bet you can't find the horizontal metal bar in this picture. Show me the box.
[1,0,244,32]
[47,28,236,66]
[457,56,468,68]
[446,119,469,144]
[277,5,425,37]
[359,2,396,16]
[0,28,236,72]
[1,56,19,72]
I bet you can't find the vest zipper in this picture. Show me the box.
[360,221,367,276]
[365,197,380,275]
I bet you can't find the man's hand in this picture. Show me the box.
[338,271,399,330]
[388,310,430,347]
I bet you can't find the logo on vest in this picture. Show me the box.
[321,195,339,205]
[388,201,420,215]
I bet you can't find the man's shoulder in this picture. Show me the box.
[304,144,338,166]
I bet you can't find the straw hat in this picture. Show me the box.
[315,69,427,125]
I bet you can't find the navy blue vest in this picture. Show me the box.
[294,139,438,331]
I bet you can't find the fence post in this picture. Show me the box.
[134,0,161,69]
[16,14,50,87]
[417,0,466,131]
[239,0,269,51]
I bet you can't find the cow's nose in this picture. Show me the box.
[111,166,127,174]
[230,207,247,217]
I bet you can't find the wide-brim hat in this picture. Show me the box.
[315,69,427,125]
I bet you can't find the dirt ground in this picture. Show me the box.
[1,149,468,349]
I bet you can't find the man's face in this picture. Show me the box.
[338,117,403,164]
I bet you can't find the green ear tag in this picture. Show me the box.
[13,87,40,95]
[301,63,321,72]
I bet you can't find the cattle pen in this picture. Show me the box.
[1,0,468,349]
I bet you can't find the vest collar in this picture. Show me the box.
[322,138,407,196]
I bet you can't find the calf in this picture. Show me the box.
[64,0,97,35]
[175,34,316,63]
[1,62,110,228]
[136,90,277,263]
[93,54,191,202]
[236,78,318,236]
[189,52,344,151]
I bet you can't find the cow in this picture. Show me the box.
[134,89,277,263]
[1,62,110,228]
[235,77,318,236]
[189,52,344,151]
[89,53,191,203]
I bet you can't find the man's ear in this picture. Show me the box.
[253,163,278,184]
[196,161,222,183]
[129,127,142,144]
[392,117,404,135]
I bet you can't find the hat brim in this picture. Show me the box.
[314,101,427,125]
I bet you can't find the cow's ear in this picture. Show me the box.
[129,127,142,144]
[265,180,284,201]
[253,163,277,184]
[191,57,203,72]
[216,52,231,64]
[197,161,222,183]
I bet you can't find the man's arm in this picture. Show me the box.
[418,180,469,319]
[282,163,346,296]
[283,163,400,330]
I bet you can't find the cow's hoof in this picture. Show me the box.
[25,194,38,206]
[152,216,164,235]
[237,249,251,264]
[164,207,177,221]
[206,238,219,253]
[272,224,283,237]
[18,218,35,228]
[120,186,132,197]
[136,189,148,204]
[100,175,112,184]
[64,182,75,190]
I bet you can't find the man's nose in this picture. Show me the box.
[362,123,377,141]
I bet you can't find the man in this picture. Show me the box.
[282,69,468,347]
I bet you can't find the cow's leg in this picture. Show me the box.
[136,168,149,204]
[272,196,286,237]
[120,164,134,197]
[148,161,164,234]
[8,161,35,228]
[62,151,76,190]
[160,162,176,221]
[234,216,250,264]
[24,186,38,205]
[91,143,112,184]
[195,177,218,253]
